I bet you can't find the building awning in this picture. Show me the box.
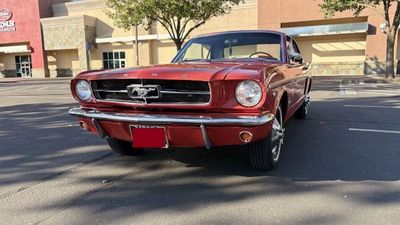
[96,34,171,44]
[0,45,31,53]
[281,22,369,37]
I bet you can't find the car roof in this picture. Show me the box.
[193,30,287,39]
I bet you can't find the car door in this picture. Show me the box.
[290,39,308,103]
[284,37,306,111]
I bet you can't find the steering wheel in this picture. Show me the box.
[249,51,276,59]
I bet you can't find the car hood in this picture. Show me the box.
[78,62,280,82]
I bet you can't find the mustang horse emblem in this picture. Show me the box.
[127,85,160,99]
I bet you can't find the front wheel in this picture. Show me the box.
[107,137,143,156]
[295,97,310,119]
[248,106,285,170]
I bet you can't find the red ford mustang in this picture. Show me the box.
[69,30,311,170]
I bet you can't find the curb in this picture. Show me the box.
[312,75,400,84]
[0,78,72,83]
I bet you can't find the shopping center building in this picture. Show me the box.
[0,0,398,78]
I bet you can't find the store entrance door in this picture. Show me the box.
[21,62,31,77]
[15,55,32,77]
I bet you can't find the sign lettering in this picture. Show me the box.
[0,9,16,32]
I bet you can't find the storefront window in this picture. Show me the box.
[103,51,126,69]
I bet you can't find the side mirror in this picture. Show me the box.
[290,53,303,64]
[302,62,311,72]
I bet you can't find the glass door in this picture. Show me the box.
[15,55,32,77]
[21,62,31,77]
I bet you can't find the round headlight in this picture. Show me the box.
[75,80,92,101]
[235,80,263,107]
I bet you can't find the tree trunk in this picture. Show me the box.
[174,39,183,51]
[386,31,396,79]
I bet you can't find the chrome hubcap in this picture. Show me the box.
[305,96,310,114]
[271,110,284,162]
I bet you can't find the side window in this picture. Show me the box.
[286,37,296,56]
[292,40,301,54]
[286,37,302,63]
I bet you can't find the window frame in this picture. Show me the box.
[103,51,126,69]
[286,36,303,64]
[172,32,285,63]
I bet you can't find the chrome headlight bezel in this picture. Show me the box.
[235,80,263,107]
[75,80,92,101]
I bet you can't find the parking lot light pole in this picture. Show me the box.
[134,24,140,66]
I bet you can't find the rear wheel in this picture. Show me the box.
[248,106,285,170]
[107,137,143,156]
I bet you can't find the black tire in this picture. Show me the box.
[107,137,143,156]
[248,106,284,170]
[295,97,310,119]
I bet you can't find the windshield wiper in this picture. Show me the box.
[240,58,279,63]
[177,58,211,63]
[246,58,269,62]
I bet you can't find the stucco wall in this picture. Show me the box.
[49,0,259,70]
[47,49,80,77]
[52,0,151,38]
[297,35,366,63]
[0,0,46,77]
[150,0,259,65]
[0,53,20,70]
[0,53,16,70]
[258,0,399,75]
[295,35,367,75]
[41,0,72,18]
[0,53,17,77]
[41,15,96,50]
[41,15,97,73]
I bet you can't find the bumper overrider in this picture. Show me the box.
[68,108,275,149]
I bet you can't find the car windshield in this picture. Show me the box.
[173,32,283,63]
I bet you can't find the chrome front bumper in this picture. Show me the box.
[68,108,275,127]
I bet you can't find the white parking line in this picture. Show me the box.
[349,128,400,134]
[345,105,400,109]
[357,91,399,96]
[358,90,400,94]
[0,87,18,92]
[339,89,358,96]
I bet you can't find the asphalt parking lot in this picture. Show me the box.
[0,78,399,225]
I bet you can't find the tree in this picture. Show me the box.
[320,0,399,79]
[106,0,243,51]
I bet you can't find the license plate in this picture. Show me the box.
[130,126,167,148]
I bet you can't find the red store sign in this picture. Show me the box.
[0,8,16,32]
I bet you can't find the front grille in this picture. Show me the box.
[91,79,211,104]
